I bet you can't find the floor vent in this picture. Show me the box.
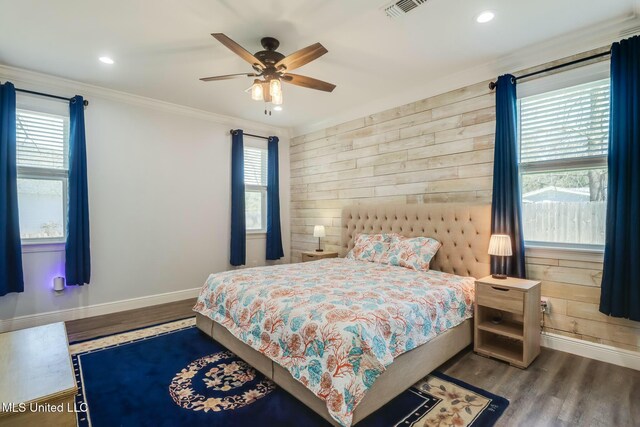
[383,0,429,18]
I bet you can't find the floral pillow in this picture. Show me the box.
[346,233,396,263]
[382,236,441,271]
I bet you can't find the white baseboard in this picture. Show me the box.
[0,287,201,333]
[541,332,640,371]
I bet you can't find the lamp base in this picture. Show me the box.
[491,274,508,280]
[315,249,324,252]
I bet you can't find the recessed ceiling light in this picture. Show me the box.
[476,11,495,23]
[99,56,114,65]
[274,106,283,111]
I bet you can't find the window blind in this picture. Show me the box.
[519,79,609,164]
[244,146,267,186]
[16,109,68,170]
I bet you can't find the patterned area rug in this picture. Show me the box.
[69,318,508,427]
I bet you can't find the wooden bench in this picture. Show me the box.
[0,323,77,427]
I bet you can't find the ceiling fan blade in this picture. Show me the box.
[211,33,265,70]
[200,73,258,82]
[275,43,328,72]
[282,74,336,92]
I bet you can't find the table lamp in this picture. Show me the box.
[313,225,326,252]
[488,234,512,279]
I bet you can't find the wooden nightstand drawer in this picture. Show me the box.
[301,251,338,262]
[476,283,524,314]
[302,253,317,262]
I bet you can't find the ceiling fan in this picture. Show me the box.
[200,34,336,113]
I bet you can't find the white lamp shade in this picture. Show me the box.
[488,234,513,256]
[313,225,326,238]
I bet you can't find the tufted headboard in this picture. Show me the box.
[341,203,491,279]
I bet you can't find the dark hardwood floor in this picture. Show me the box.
[66,301,640,426]
[440,345,640,427]
[65,298,196,342]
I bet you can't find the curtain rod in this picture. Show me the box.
[488,50,611,90]
[14,87,90,106]
[229,129,269,140]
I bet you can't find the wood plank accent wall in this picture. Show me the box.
[290,80,497,257]
[528,252,639,352]
[290,51,640,354]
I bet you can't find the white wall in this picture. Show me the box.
[0,66,290,329]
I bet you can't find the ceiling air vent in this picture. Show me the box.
[383,0,428,18]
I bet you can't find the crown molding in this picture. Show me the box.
[0,64,290,138]
[292,13,640,137]
[494,12,638,74]
[3,10,637,141]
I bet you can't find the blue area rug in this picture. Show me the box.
[70,319,508,426]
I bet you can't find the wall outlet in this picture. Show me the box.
[540,299,550,314]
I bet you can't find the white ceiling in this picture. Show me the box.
[0,0,636,131]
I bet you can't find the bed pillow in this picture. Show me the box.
[346,233,395,263]
[383,236,441,271]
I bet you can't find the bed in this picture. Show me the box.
[194,203,491,426]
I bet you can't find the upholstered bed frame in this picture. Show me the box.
[196,203,491,425]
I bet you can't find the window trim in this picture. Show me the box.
[21,241,65,252]
[525,241,604,253]
[17,174,68,245]
[519,165,607,253]
[525,244,604,262]
[517,76,609,252]
[16,107,69,245]
[519,155,607,174]
[245,185,267,234]
[243,144,268,234]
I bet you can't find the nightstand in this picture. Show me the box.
[474,276,541,368]
[301,251,338,262]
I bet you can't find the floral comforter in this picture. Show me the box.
[193,258,475,426]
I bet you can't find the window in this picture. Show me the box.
[16,108,69,242]
[244,146,267,232]
[519,78,609,249]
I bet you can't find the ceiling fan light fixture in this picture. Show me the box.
[202,34,336,112]
[269,78,282,98]
[251,80,264,101]
[272,90,283,105]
